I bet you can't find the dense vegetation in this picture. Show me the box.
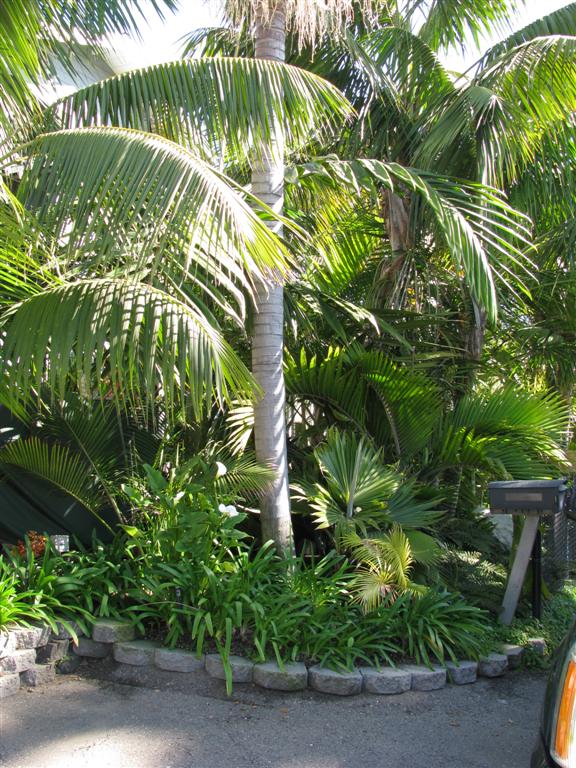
[1,0,575,681]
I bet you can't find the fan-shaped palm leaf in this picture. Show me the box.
[342,524,427,612]
[304,429,441,537]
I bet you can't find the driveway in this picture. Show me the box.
[0,664,546,768]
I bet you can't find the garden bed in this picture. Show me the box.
[0,617,526,700]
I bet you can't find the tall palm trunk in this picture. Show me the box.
[251,3,294,553]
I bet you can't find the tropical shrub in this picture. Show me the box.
[0,536,88,633]
[496,584,576,669]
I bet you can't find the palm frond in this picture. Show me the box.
[49,57,353,165]
[0,436,113,529]
[290,158,532,322]
[14,128,292,301]
[419,36,576,187]
[409,0,516,53]
[0,0,175,134]
[212,452,275,498]
[478,4,576,68]
[0,278,254,419]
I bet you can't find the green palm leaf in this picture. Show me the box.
[14,128,291,301]
[419,36,576,186]
[0,436,113,529]
[478,4,576,68]
[49,57,353,165]
[409,0,515,52]
[0,0,175,134]
[0,278,254,418]
[290,158,532,322]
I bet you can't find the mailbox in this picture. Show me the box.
[488,478,568,625]
[488,479,566,515]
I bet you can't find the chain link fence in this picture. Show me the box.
[543,480,576,584]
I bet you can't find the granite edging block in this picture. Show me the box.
[309,665,363,696]
[360,666,412,695]
[205,654,254,683]
[113,640,159,666]
[253,661,308,691]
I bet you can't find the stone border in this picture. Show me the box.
[0,621,82,699]
[0,617,527,699]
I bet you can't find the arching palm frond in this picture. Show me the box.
[0,392,165,530]
[0,278,254,418]
[14,128,292,298]
[423,387,570,498]
[285,347,368,431]
[348,346,442,460]
[288,157,532,322]
[212,453,275,498]
[181,24,253,58]
[284,345,444,461]
[477,3,576,68]
[0,0,175,134]
[451,386,569,447]
[49,57,353,166]
[0,204,59,306]
[408,0,516,53]
[0,436,114,530]
[419,36,576,187]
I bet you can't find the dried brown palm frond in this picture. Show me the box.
[224,0,378,49]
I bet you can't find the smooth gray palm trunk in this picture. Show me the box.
[251,4,294,553]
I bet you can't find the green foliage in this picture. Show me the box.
[0,536,88,633]
[295,428,441,539]
[52,57,352,166]
[496,584,576,669]
[35,470,490,692]
[0,570,56,629]
[438,549,508,614]
[342,526,429,612]
[386,590,493,665]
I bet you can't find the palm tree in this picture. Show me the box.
[218,0,536,551]
[0,0,353,550]
[223,0,376,552]
[249,2,293,552]
[4,0,571,554]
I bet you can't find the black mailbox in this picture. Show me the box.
[488,479,567,514]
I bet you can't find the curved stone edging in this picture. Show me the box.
[73,619,524,697]
[0,618,526,699]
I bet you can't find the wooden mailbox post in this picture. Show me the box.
[488,480,567,626]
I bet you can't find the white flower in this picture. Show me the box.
[215,461,227,478]
[219,503,238,517]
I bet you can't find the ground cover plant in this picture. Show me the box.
[496,584,576,669]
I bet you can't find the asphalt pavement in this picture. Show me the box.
[0,663,547,768]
